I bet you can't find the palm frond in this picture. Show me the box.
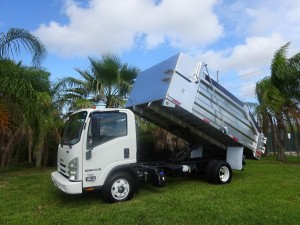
[0,28,47,67]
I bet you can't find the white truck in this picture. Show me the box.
[51,53,266,203]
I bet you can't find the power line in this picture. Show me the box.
[225,81,257,89]
[219,67,269,83]
[239,93,256,98]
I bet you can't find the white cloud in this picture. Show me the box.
[203,0,300,102]
[195,33,287,102]
[202,0,300,73]
[246,0,300,38]
[197,33,286,74]
[34,0,222,57]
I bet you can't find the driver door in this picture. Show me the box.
[82,111,135,188]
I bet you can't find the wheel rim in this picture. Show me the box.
[219,166,230,182]
[111,178,130,201]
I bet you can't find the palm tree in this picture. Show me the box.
[256,77,285,159]
[0,60,61,167]
[271,43,300,160]
[256,43,300,161]
[60,54,139,110]
[0,28,61,168]
[89,54,139,108]
[0,28,46,67]
[55,69,97,112]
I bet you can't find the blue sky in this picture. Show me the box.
[1,0,300,102]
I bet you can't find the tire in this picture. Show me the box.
[211,161,232,184]
[102,172,135,203]
[205,160,218,183]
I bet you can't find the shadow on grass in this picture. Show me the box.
[51,189,105,205]
[49,167,253,206]
[50,174,208,205]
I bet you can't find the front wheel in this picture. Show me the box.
[102,172,135,203]
[211,161,232,184]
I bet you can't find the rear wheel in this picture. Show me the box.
[102,172,134,203]
[205,160,218,183]
[211,161,232,184]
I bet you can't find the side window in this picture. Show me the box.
[87,112,127,148]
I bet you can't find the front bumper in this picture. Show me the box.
[51,171,82,194]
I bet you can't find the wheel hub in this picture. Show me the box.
[118,186,125,193]
[219,166,230,181]
[111,178,130,201]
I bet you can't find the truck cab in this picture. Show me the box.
[51,108,138,202]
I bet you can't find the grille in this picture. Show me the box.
[58,162,68,177]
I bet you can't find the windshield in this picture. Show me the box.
[62,111,87,145]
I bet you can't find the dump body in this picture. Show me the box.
[126,53,266,159]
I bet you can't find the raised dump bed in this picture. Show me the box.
[126,53,266,160]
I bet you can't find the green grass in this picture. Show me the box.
[0,157,300,225]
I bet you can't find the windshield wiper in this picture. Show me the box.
[61,139,73,149]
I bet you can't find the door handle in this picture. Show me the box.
[124,148,129,158]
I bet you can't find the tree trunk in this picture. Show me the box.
[294,118,300,158]
[27,127,33,164]
[42,142,49,167]
[268,114,277,155]
[262,112,270,158]
[286,116,299,157]
[0,126,23,168]
[34,135,45,168]
[275,113,287,162]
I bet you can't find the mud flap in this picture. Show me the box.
[226,146,244,170]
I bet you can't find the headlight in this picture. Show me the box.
[68,157,78,181]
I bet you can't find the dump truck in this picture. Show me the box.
[51,53,266,203]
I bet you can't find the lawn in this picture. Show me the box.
[0,157,299,225]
